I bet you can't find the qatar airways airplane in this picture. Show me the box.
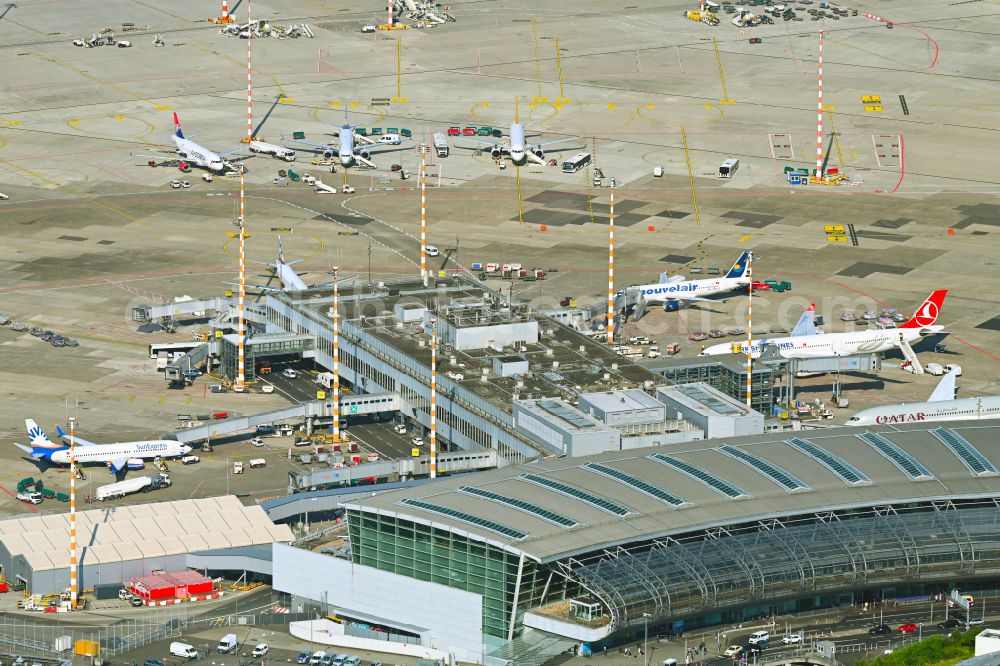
[700,290,948,360]
[847,371,1000,426]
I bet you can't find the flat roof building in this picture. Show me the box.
[0,496,293,594]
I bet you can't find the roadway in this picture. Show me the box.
[568,600,992,666]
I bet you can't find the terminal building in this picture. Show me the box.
[246,276,726,463]
[273,421,1000,665]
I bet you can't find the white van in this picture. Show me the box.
[217,634,238,654]
[309,652,327,665]
[748,630,770,645]
[170,642,198,659]
[378,134,402,145]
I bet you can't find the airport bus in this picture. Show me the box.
[562,152,592,173]
[718,158,740,178]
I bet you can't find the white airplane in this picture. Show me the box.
[243,238,357,292]
[134,113,245,173]
[284,115,407,169]
[13,419,192,473]
[701,290,948,360]
[260,237,308,292]
[845,371,1000,426]
[461,98,577,166]
[634,250,752,310]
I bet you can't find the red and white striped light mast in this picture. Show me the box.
[606,186,616,345]
[814,31,825,182]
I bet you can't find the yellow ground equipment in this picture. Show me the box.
[686,9,720,25]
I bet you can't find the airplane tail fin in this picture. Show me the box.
[725,250,752,279]
[25,419,59,449]
[277,236,285,264]
[514,96,519,123]
[659,272,669,284]
[790,303,817,337]
[899,290,947,328]
[928,370,958,402]
[173,112,184,139]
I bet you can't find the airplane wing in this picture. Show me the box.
[928,371,958,402]
[791,304,817,337]
[459,138,508,149]
[365,144,414,155]
[282,137,335,151]
[55,426,97,446]
[530,136,578,149]
[108,457,130,473]
[131,151,176,161]
[218,146,248,158]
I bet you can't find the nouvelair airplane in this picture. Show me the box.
[700,290,948,360]
[285,114,408,169]
[14,420,192,473]
[635,250,752,307]
[461,98,577,166]
[847,371,1000,426]
[134,113,245,173]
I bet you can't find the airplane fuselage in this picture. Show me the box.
[701,325,944,359]
[277,262,309,291]
[339,127,355,166]
[637,277,750,303]
[172,136,226,172]
[508,123,527,165]
[48,440,191,466]
[848,395,1000,426]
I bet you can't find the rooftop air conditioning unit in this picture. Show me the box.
[546,349,554,356]
[603,373,611,380]
[516,379,524,388]
[611,363,618,370]
[552,361,560,370]
[579,345,586,353]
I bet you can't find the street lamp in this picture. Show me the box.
[642,612,651,666]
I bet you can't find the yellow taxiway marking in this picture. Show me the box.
[30,52,164,109]
[0,160,63,186]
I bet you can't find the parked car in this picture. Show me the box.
[425,245,440,256]
[250,437,265,447]
[181,455,200,465]
[723,645,743,657]
[898,623,917,634]
[170,180,181,189]
[283,368,299,378]
[130,596,144,606]
[938,618,961,629]
[296,651,313,664]
[869,624,892,636]
[781,635,802,645]
[251,644,269,657]
[309,652,326,665]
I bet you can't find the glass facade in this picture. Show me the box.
[347,508,534,638]
[653,361,774,412]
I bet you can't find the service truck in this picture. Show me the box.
[249,140,295,161]
[316,371,336,389]
[432,132,449,158]
[96,474,171,501]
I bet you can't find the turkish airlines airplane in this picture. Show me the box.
[14,420,191,473]
[847,371,1000,426]
[700,290,948,359]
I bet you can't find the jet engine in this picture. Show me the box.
[490,147,503,160]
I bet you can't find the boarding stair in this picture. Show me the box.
[896,334,924,375]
